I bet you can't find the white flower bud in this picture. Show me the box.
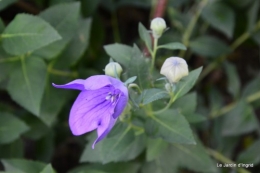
[150,17,167,39]
[160,57,189,83]
[105,62,123,78]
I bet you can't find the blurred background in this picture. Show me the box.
[0,0,260,173]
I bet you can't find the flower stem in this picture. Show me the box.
[153,93,175,114]
[150,38,158,73]
[207,148,251,173]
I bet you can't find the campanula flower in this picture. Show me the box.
[52,75,128,148]
[150,17,166,39]
[160,57,189,83]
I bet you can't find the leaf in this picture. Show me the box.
[222,100,258,136]
[0,18,5,33]
[1,14,61,55]
[0,112,29,144]
[69,163,140,173]
[80,125,145,163]
[202,2,235,38]
[145,109,195,144]
[140,88,169,105]
[224,62,241,99]
[127,45,150,90]
[54,18,92,68]
[146,138,168,161]
[242,76,260,98]
[190,35,231,57]
[247,0,260,32]
[0,139,24,158]
[40,164,55,173]
[174,67,202,99]
[237,140,260,164]
[138,23,152,51]
[7,56,47,116]
[124,76,137,85]
[157,42,186,50]
[0,0,17,11]
[104,43,132,67]
[1,159,46,173]
[35,2,80,59]
[81,0,102,17]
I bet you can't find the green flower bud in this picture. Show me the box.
[150,17,166,39]
[165,83,172,93]
[105,62,123,78]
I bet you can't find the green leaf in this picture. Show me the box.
[69,163,140,173]
[0,112,29,144]
[0,139,24,158]
[140,88,169,105]
[145,109,195,144]
[40,164,55,173]
[157,42,186,50]
[242,76,260,98]
[80,125,145,163]
[1,159,46,173]
[35,2,80,59]
[1,14,61,55]
[174,67,202,99]
[127,45,150,89]
[0,0,17,11]
[224,62,241,99]
[81,0,102,17]
[138,23,152,51]
[55,18,92,68]
[247,0,260,32]
[222,100,258,136]
[104,43,132,67]
[146,138,168,161]
[7,56,47,116]
[0,18,5,33]
[202,2,235,38]
[124,76,137,85]
[237,140,260,164]
[190,35,231,57]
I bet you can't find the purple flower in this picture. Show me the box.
[52,75,128,148]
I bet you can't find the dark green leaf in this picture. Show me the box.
[157,42,186,50]
[104,43,132,67]
[140,88,169,105]
[222,101,258,136]
[7,56,47,116]
[1,159,46,173]
[146,138,168,161]
[0,139,23,158]
[40,164,55,173]
[81,0,102,17]
[35,2,80,59]
[242,76,260,98]
[145,109,195,144]
[202,2,235,38]
[0,0,17,11]
[1,14,61,55]
[237,140,260,164]
[0,18,5,33]
[224,62,240,99]
[174,67,202,99]
[247,0,259,32]
[138,23,152,52]
[0,112,29,144]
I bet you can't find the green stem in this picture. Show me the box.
[179,0,208,58]
[150,38,158,73]
[207,148,251,173]
[153,95,174,115]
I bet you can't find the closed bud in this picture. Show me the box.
[165,83,172,93]
[150,17,166,39]
[160,57,189,83]
[105,62,123,78]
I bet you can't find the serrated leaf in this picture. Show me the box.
[35,2,80,59]
[157,42,186,50]
[40,164,55,173]
[190,36,231,57]
[1,14,61,55]
[145,109,195,144]
[7,56,47,116]
[237,140,260,164]
[174,67,202,99]
[141,88,169,105]
[224,62,240,99]
[1,159,46,173]
[202,2,235,38]
[138,23,152,51]
[0,112,29,144]
[146,138,168,161]
[0,0,17,11]
[104,43,132,67]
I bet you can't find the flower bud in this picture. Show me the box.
[160,57,189,83]
[105,62,123,78]
[150,17,166,39]
[165,83,172,93]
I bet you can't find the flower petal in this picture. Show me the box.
[113,95,128,119]
[69,85,117,135]
[92,116,117,149]
[84,75,112,90]
[52,79,85,90]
